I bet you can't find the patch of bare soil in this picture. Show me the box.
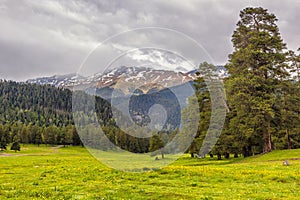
[0,153,28,157]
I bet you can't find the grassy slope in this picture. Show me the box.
[1,145,300,200]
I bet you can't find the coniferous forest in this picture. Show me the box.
[1,7,300,159]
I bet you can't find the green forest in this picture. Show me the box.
[1,7,300,159]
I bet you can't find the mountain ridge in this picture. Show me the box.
[26,65,227,91]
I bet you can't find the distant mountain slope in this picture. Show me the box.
[23,66,227,130]
[26,66,227,91]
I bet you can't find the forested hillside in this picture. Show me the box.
[0,80,157,153]
[0,80,73,126]
[0,80,79,149]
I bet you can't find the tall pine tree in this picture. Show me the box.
[225,7,288,156]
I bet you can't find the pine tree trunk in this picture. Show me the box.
[242,146,252,157]
[286,129,291,149]
[265,123,272,152]
[161,150,164,159]
[224,152,230,159]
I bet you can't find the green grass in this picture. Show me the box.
[1,145,300,199]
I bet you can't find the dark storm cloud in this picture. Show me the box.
[0,0,299,81]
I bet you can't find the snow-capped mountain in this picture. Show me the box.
[187,65,228,77]
[26,73,84,88]
[25,66,227,129]
[26,65,227,92]
[92,66,197,93]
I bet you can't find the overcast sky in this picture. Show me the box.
[0,0,300,81]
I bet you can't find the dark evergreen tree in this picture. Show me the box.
[225,7,288,156]
[10,141,20,152]
[149,134,165,159]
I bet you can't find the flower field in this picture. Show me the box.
[1,145,300,199]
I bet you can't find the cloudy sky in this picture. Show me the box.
[0,0,300,81]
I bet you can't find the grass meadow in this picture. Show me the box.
[1,145,300,199]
